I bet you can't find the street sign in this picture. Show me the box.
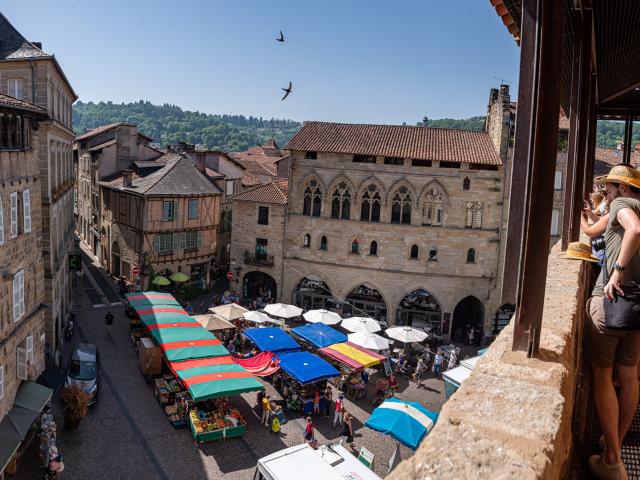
[132,265,140,276]
[226,271,234,281]
[68,253,81,272]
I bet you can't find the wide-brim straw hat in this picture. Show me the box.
[594,174,607,185]
[605,165,640,189]
[561,241,599,263]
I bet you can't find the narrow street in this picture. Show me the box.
[14,252,448,479]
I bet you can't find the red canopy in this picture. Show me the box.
[231,352,280,377]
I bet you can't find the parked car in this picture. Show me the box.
[65,343,100,406]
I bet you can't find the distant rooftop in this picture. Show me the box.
[232,179,288,204]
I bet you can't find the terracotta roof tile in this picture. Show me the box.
[284,121,502,165]
[0,93,47,114]
[76,122,123,141]
[232,179,288,205]
[595,147,640,168]
[559,113,570,130]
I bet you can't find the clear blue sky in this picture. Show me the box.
[3,0,520,124]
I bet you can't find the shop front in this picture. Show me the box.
[343,284,387,323]
[190,262,209,289]
[395,289,442,333]
[242,271,277,303]
[292,276,335,311]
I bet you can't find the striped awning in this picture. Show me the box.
[319,341,386,371]
[126,292,181,308]
[169,357,263,401]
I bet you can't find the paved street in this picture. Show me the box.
[14,255,449,479]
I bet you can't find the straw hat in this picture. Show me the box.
[605,165,640,189]
[561,242,599,263]
[594,174,607,185]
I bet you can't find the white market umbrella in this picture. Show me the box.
[193,314,235,331]
[348,332,390,351]
[208,303,248,321]
[341,316,381,333]
[263,303,303,319]
[385,326,428,344]
[303,309,342,325]
[243,311,272,324]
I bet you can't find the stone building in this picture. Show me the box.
[0,93,49,470]
[75,122,162,257]
[232,87,512,342]
[99,154,221,290]
[0,14,78,351]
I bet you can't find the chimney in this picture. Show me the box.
[488,88,499,107]
[31,42,42,49]
[123,169,133,187]
[485,85,511,162]
[194,153,206,174]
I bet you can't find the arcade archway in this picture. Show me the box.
[292,276,334,310]
[395,289,442,332]
[243,271,277,303]
[452,296,484,345]
[343,284,387,323]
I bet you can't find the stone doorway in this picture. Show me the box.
[452,296,484,345]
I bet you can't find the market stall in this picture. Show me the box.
[243,327,301,353]
[319,342,386,401]
[231,352,280,376]
[291,323,347,349]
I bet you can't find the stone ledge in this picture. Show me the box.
[391,242,586,479]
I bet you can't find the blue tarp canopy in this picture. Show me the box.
[291,323,347,349]
[277,351,340,385]
[365,398,439,450]
[243,328,301,353]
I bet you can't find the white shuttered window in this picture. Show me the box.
[16,348,26,381]
[551,210,560,235]
[9,192,17,238]
[26,335,33,364]
[23,189,31,234]
[13,269,24,322]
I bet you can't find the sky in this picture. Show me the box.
[3,0,520,124]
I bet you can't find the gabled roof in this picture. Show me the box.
[101,154,222,196]
[0,93,47,115]
[285,121,502,165]
[89,139,117,152]
[232,179,288,205]
[594,147,640,168]
[75,122,154,143]
[235,158,278,176]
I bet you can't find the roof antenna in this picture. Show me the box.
[494,77,512,85]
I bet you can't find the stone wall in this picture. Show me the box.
[390,242,587,479]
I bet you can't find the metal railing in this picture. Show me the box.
[244,251,274,266]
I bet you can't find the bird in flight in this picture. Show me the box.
[281,82,292,101]
[276,31,284,42]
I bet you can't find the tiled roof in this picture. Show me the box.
[89,139,117,152]
[558,114,570,130]
[232,179,288,205]
[101,154,222,196]
[594,147,640,168]
[205,167,225,179]
[0,14,49,60]
[241,171,264,187]
[285,122,502,165]
[0,93,47,114]
[76,122,123,141]
[234,158,278,176]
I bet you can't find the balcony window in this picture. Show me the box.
[256,238,268,260]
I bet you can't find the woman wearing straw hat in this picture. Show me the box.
[584,165,640,479]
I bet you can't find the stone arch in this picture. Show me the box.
[395,288,443,332]
[291,274,337,310]
[387,178,418,207]
[452,295,485,344]
[327,175,354,220]
[388,179,416,224]
[327,174,357,200]
[420,180,449,227]
[301,172,325,217]
[242,271,278,301]
[356,176,386,206]
[342,281,390,323]
[418,180,449,207]
[300,171,327,193]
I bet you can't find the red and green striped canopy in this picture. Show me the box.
[136,307,192,325]
[126,292,181,308]
[161,338,229,362]
[169,357,263,401]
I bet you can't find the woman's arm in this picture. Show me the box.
[581,212,609,238]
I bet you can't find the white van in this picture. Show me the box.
[254,443,382,480]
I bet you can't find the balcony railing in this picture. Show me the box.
[244,251,274,266]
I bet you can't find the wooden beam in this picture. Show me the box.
[512,0,565,356]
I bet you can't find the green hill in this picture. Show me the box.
[72,100,302,152]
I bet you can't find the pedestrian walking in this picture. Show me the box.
[433,352,444,379]
[334,392,344,426]
[360,369,369,398]
[585,165,640,479]
[324,385,333,417]
[304,416,314,442]
[261,394,272,427]
[414,357,426,388]
[105,311,114,336]
[341,411,355,450]
[313,389,321,415]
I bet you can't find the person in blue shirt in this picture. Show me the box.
[361,369,369,398]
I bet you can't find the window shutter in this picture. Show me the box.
[179,232,186,249]
[22,189,31,233]
[12,272,20,322]
[554,171,563,190]
[197,230,203,248]
[154,235,161,252]
[19,270,24,318]
[172,233,179,251]
[162,202,169,221]
[10,192,17,238]
[0,195,4,246]
[26,335,33,363]
[16,347,26,381]
[0,365,4,399]
[551,210,560,235]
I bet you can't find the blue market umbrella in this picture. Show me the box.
[365,398,438,450]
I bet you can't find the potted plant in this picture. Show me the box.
[60,385,90,429]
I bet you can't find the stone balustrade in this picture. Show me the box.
[390,242,589,479]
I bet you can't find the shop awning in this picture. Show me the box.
[319,342,386,371]
[231,352,280,376]
[291,323,347,349]
[125,292,181,307]
[136,308,192,325]
[161,338,229,362]
[149,326,214,345]
[13,381,52,413]
[277,351,340,385]
[169,357,263,401]
[0,433,20,474]
[243,328,300,353]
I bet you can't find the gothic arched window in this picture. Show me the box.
[351,239,359,254]
[467,248,476,263]
[391,186,412,224]
[422,185,446,226]
[303,234,311,247]
[410,244,419,259]
[331,182,351,220]
[360,183,381,222]
[303,179,322,217]
[463,177,470,190]
[320,236,328,250]
[369,241,378,256]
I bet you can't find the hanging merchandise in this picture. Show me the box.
[189,397,247,444]
[38,410,57,469]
